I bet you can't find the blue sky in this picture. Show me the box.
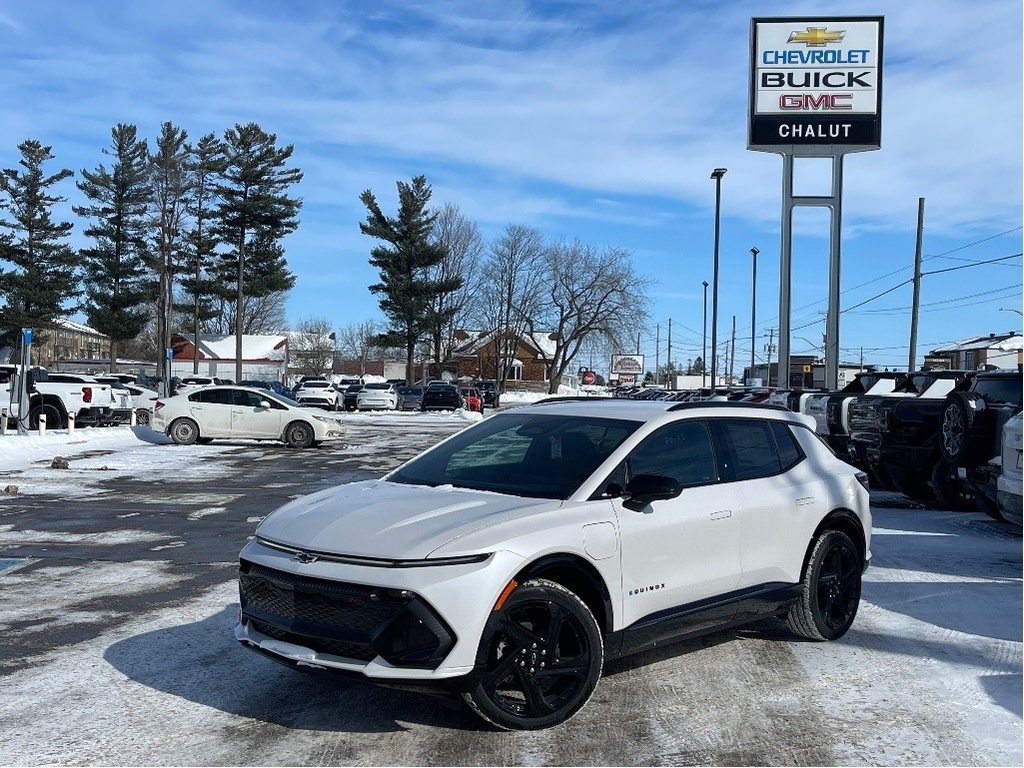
[1,0,1021,373]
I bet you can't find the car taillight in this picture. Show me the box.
[82,387,92,403]
[855,471,870,492]
[154,400,165,411]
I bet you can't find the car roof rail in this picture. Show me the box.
[667,400,791,413]
[530,396,615,406]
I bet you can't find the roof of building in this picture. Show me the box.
[452,327,558,359]
[176,333,288,361]
[931,332,1022,354]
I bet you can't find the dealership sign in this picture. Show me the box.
[611,354,644,375]
[749,16,883,150]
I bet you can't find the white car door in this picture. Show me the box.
[230,388,285,438]
[189,389,233,436]
[612,419,741,628]
[711,418,827,589]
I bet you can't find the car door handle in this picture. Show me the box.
[710,509,732,520]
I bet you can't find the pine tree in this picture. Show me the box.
[149,121,191,372]
[215,122,302,381]
[0,140,80,350]
[176,132,225,372]
[359,175,458,383]
[73,123,153,372]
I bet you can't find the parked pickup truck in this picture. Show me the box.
[1,364,115,429]
[937,368,1022,521]
[804,371,909,457]
[846,369,973,503]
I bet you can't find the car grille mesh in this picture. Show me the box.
[239,560,409,662]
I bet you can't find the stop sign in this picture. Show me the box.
[582,371,596,385]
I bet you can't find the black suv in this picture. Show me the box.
[421,383,463,411]
[938,369,1023,518]
[474,380,499,407]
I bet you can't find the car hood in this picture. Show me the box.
[255,480,556,559]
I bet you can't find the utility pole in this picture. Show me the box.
[655,324,660,385]
[908,197,925,372]
[667,318,673,385]
[750,246,759,382]
[765,328,775,387]
[636,331,640,355]
[729,315,737,386]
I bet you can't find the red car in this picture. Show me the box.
[459,386,483,412]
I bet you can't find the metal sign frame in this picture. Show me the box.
[748,16,883,390]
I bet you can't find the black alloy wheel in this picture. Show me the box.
[464,579,603,730]
[135,408,151,426]
[786,529,862,641]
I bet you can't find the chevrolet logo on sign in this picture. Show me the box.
[788,27,845,46]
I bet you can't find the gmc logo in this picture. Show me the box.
[779,93,853,110]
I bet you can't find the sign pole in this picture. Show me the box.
[825,154,844,390]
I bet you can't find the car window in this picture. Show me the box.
[713,419,782,481]
[770,421,805,471]
[233,389,267,408]
[623,419,718,488]
[973,377,1021,406]
[192,388,233,405]
[389,413,640,500]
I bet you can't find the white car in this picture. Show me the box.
[293,380,341,411]
[152,385,345,448]
[176,375,227,395]
[356,382,399,411]
[997,412,1023,526]
[236,400,871,730]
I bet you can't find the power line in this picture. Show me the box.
[921,252,1022,276]
[923,226,1023,262]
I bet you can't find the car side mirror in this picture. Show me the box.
[259,400,271,410]
[623,474,682,512]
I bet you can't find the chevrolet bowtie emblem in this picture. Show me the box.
[294,551,319,564]
[788,27,845,46]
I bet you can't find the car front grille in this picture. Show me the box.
[239,560,409,662]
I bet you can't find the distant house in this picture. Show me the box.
[929,332,1022,370]
[34,319,110,366]
[448,328,558,383]
[170,333,288,381]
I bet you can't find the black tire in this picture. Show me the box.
[29,403,65,430]
[463,579,603,731]
[929,458,974,511]
[974,492,1006,522]
[135,408,151,426]
[285,421,315,449]
[169,418,199,445]
[887,466,932,501]
[786,529,862,641]
[940,393,986,467]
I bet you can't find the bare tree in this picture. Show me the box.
[291,316,336,377]
[217,290,288,335]
[336,319,381,377]
[476,224,546,392]
[527,242,650,394]
[426,203,483,376]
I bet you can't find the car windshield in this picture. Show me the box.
[398,386,422,395]
[388,412,641,500]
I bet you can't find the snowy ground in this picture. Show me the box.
[0,416,1020,766]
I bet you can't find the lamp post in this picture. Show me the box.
[710,168,727,389]
[702,280,709,388]
[749,246,759,383]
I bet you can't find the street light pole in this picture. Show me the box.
[710,168,727,389]
[702,280,709,388]
[750,246,759,383]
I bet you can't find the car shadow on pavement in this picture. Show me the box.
[103,606,490,733]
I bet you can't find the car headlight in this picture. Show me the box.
[312,415,335,424]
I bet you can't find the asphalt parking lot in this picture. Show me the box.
[0,418,1020,766]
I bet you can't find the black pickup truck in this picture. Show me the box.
[937,368,1023,518]
[846,369,973,502]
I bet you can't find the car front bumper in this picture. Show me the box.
[234,537,525,681]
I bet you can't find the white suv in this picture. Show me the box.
[235,400,871,730]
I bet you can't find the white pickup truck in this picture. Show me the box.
[1,364,116,429]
